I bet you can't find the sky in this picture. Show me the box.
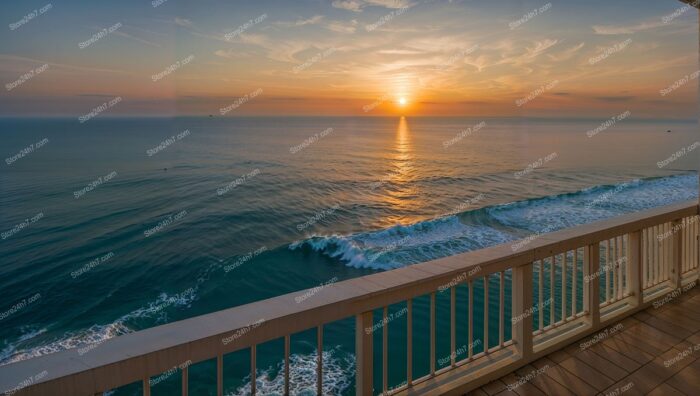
[0,0,698,118]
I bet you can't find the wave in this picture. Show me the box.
[290,216,513,270]
[488,174,697,232]
[227,348,354,396]
[0,288,198,365]
[2,174,696,368]
[291,174,697,269]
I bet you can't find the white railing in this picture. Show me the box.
[0,200,698,396]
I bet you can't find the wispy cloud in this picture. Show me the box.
[294,15,325,26]
[548,42,584,61]
[332,0,415,12]
[112,29,161,47]
[325,19,358,33]
[592,20,665,35]
[332,0,364,12]
[0,54,129,75]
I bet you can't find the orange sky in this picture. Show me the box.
[0,0,697,118]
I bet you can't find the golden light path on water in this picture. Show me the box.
[380,116,423,226]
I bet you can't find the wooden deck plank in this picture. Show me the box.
[500,373,546,396]
[599,346,696,396]
[481,379,508,395]
[600,335,655,365]
[600,362,666,396]
[492,390,519,396]
[543,349,570,364]
[641,314,694,339]
[467,388,490,396]
[513,364,577,396]
[570,349,628,381]
[586,344,641,373]
[664,364,700,395]
[556,356,615,391]
[530,357,597,396]
[613,322,682,352]
[652,309,700,334]
[646,383,688,396]
[659,302,700,321]
[482,281,699,396]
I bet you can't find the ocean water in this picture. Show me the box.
[0,116,698,395]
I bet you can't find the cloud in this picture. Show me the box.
[377,49,425,55]
[548,42,584,61]
[325,19,358,33]
[332,0,414,12]
[594,95,635,102]
[0,54,129,75]
[111,29,161,47]
[592,20,665,35]
[233,33,318,63]
[365,0,414,9]
[524,39,559,58]
[175,17,193,27]
[296,15,324,26]
[332,0,363,12]
[214,49,252,59]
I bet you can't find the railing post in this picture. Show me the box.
[512,263,533,361]
[584,243,600,328]
[356,311,373,396]
[627,231,643,307]
[672,219,684,289]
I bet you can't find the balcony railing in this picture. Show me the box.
[1,200,698,396]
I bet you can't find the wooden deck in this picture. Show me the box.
[470,283,700,396]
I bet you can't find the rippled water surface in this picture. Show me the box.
[0,116,697,394]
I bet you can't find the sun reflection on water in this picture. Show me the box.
[379,116,423,225]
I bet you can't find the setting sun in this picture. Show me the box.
[398,97,407,106]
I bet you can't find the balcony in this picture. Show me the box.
[1,200,698,395]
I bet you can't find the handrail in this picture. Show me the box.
[0,199,698,395]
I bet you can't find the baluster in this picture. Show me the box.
[407,299,413,386]
[628,230,642,307]
[383,308,388,395]
[605,240,610,303]
[450,287,456,366]
[616,236,622,300]
[562,253,567,322]
[512,263,533,360]
[538,261,544,331]
[652,226,658,286]
[665,224,669,281]
[672,219,683,289]
[645,228,650,287]
[356,311,373,396]
[430,292,436,375]
[217,353,223,396]
[611,238,617,302]
[318,325,323,396]
[182,364,189,396]
[584,242,601,328]
[284,335,290,396]
[251,345,256,395]
[549,256,555,326]
[572,249,577,315]
[468,280,474,360]
[484,275,489,352]
[499,271,505,347]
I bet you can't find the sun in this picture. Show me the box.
[398,97,407,106]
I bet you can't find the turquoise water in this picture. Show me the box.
[0,116,698,395]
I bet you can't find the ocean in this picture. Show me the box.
[0,116,698,395]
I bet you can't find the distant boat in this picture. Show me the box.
[209,114,213,117]
[667,129,672,133]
